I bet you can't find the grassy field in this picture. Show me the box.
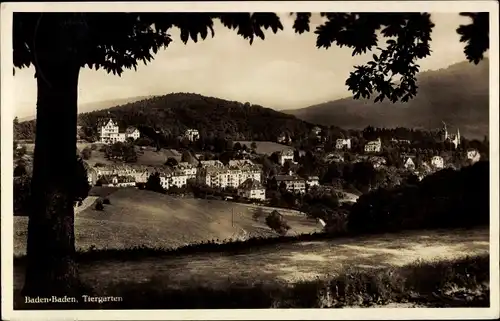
[13,231,490,309]
[234,141,292,155]
[20,142,183,167]
[14,188,321,256]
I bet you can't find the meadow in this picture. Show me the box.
[14,188,321,256]
[234,141,292,155]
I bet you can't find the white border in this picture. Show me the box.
[1,1,499,320]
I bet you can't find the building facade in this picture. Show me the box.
[185,129,200,141]
[98,119,140,144]
[466,149,481,164]
[275,175,307,194]
[279,149,295,166]
[237,178,266,201]
[335,138,351,150]
[364,138,382,153]
[430,156,444,169]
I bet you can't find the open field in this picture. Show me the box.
[234,141,292,155]
[14,188,321,256]
[13,228,489,302]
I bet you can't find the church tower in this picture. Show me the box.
[441,121,448,142]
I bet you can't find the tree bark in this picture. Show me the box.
[22,14,85,297]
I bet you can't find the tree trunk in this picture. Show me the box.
[22,14,85,297]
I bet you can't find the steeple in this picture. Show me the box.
[442,121,448,141]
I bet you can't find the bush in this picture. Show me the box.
[265,210,291,236]
[95,199,104,211]
[102,198,111,205]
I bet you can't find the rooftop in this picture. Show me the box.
[238,178,264,190]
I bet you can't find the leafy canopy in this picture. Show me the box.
[13,12,489,103]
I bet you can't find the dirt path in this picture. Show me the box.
[74,196,99,214]
[13,228,489,292]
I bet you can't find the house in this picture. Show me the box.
[364,138,382,153]
[199,160,225,168]
[306,176,320,187]
[161,168,190,190]
[98,118,140,144]
[279,149,295,166]
[335,138,351,150]
[197,165,230,188]
[430,155,444,169]
[97,174,135,187]
[275,175,307,194]
[227,160,262,188]
[237,178,266,201]
[98,119,121,144]
[196,159,262,189]
[403,157,416,170]
[311,126,322,136]
[175,162,197,179]
[113,176,136,187]
[466,149,481,164]
[125,126,141,140]
[185,129,199,141]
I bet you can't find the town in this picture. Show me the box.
[14,117,485,210]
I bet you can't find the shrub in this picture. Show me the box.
[102,198,111,205]
[265,210,291,236]
[95,199,104,211]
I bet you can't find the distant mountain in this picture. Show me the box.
[75,93,320,142]
[17,96,152,122]
[284,59,489,140]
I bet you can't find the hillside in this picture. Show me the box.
[14,188,321,256]
[16,93,320,142]
[284,59,489,139]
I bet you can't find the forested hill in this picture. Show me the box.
[284,59,489,140]
[15,93,322,142]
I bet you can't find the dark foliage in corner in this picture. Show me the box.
[348,161,489,234]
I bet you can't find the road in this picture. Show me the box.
[13,228,489,293]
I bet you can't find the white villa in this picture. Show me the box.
[196,159,263,189]
[404,157,416,170]
[175,162,197,179]
[237,178,266,201]
[466,149,481,164]
[364,138,382,153]
[306,176,320,187]
[279,149,295,166]
[160,168,190,190]
[185,129,200,141]
[275,175,307,194]
[98,118,140,144]
[335,138,351,150]
[431,155,444,169]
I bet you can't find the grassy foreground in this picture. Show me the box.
[15,254,489,310]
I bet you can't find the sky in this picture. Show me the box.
[14,12,471,119]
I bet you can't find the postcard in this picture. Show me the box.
[1,1,499,320]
